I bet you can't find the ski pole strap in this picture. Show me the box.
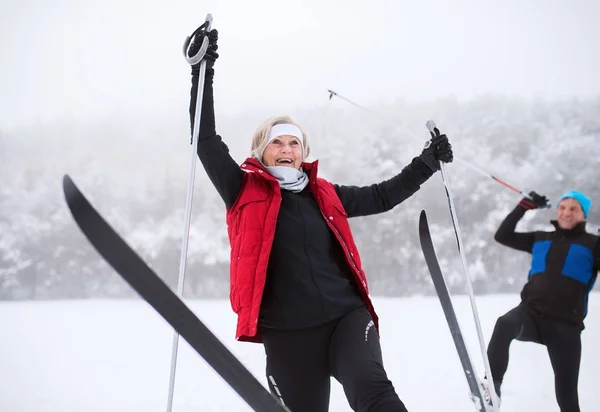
[183,13,213,65]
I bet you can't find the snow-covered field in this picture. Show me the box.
[2,293,598,411]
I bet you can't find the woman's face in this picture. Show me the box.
[262,135,303,169]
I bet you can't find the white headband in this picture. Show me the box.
[268,124,303,142]
[264,123,305,158]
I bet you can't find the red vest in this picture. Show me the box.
[226,157,378,342]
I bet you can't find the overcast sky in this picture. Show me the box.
[1,0,598,130]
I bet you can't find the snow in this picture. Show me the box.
[2,293,598,411]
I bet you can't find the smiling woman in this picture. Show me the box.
[186,27,454,412]
[251,118,308,170]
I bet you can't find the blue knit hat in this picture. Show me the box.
[558,190,591,218]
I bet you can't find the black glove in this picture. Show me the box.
[188,28,218,144]
[189,28,219,76]
[419,127,453,172]
[518,191,549,210]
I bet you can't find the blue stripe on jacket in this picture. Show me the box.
[529,240,595,315]
[529,240,551,279]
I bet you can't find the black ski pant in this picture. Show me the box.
[487,303,582,412]
[260,305,408,412]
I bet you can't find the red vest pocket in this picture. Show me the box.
[230,230,262,312]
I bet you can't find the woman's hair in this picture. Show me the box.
[250,115,311,161]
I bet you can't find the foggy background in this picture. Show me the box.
[2,0,599,300]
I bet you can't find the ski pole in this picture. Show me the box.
[327,89,383,118]
[454,157,551,208]
[166,13,213,412]
[326,89,550,206]
[426,120,501,412]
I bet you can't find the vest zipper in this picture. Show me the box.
[320,210,368,291]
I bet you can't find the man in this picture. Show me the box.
[483,190,599,412]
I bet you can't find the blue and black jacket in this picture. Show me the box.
[495,206,600,329]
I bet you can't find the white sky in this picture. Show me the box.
[1,0,599,129]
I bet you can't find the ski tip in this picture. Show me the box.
[62,174,90,220]
[418,209,432,241]
[62,174,79,201]
[62,174,73,188]
[419,209,427,224]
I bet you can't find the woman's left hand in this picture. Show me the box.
[418,127,453,171]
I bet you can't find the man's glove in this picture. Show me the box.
[518,191,549,210]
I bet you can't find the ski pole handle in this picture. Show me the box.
[425,120,445,153]
[425,119,437,136]
[183,14,213,65]
[425,120,448,164]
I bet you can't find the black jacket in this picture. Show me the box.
[495,206,600,328]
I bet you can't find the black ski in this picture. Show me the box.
[62,174,288,412]
[418,210,488,412]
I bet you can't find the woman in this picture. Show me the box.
[187,29,453,412]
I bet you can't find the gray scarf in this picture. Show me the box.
[264,165,309,193]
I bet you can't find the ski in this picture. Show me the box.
[418,210,491,412]
[62,174,288,412]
